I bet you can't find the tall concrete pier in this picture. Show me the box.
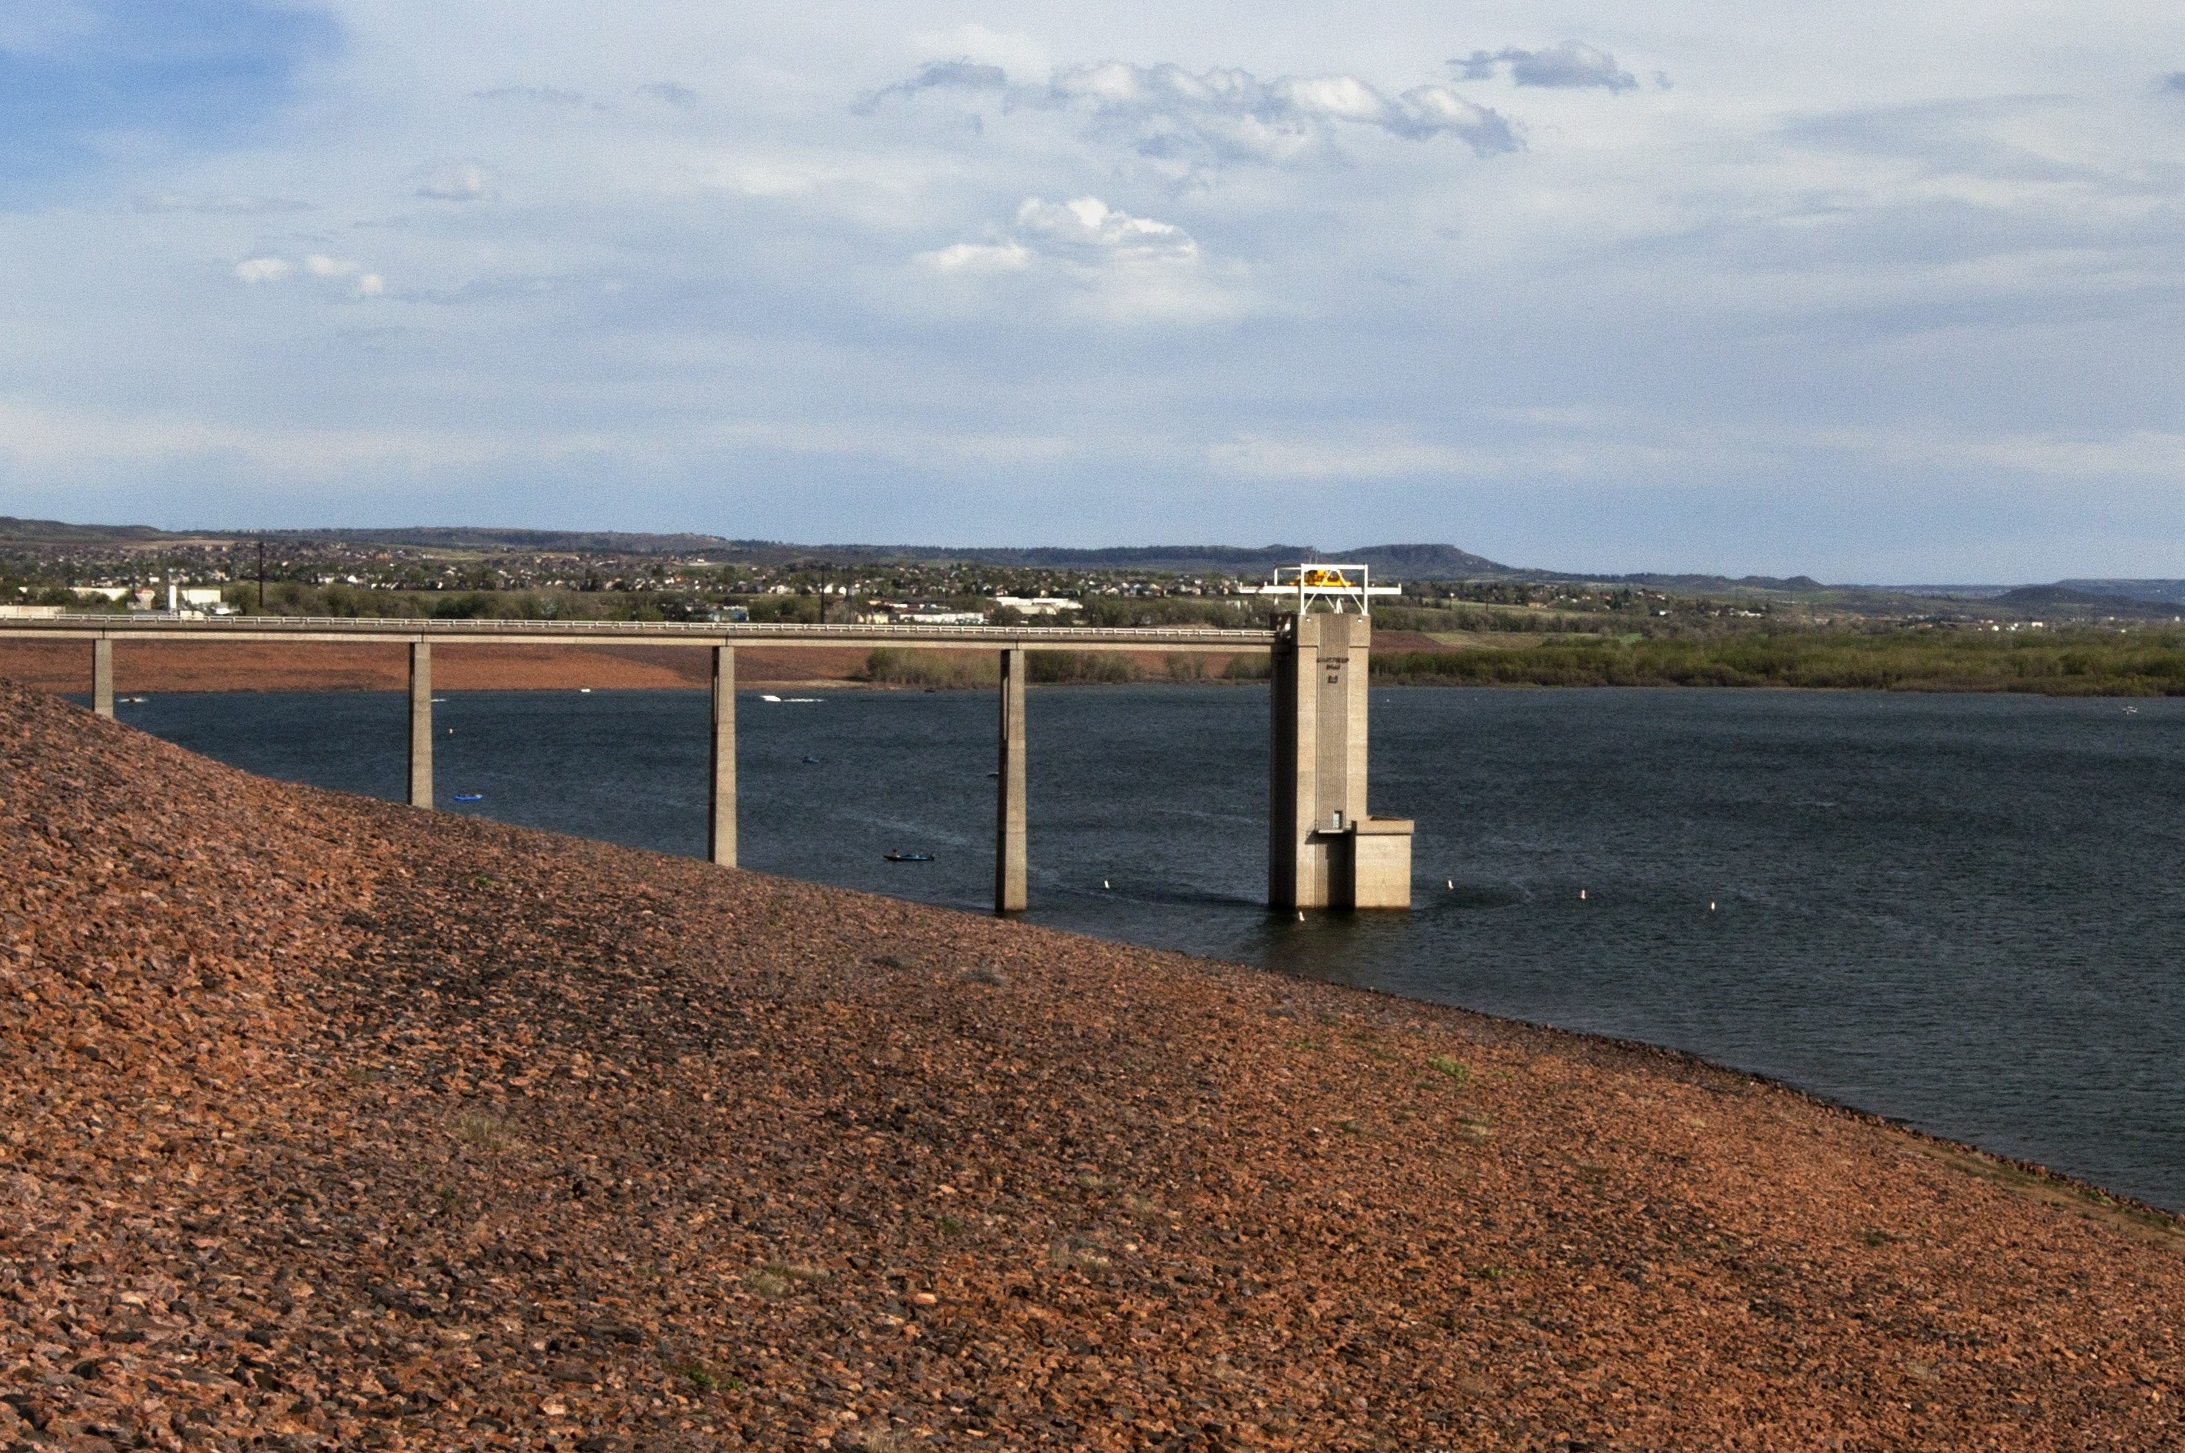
[92,639,114,720]
[709,645,736,867]
[1268,612,1413,909]
[407,642,433,809]
[995,647,1029,912]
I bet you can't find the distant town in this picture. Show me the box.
[1,518,2179,640]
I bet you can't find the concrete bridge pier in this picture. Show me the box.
[1268,612,1413,909]
[408,641,432,808]
[93,638,114,719]
[710,645,736,867]
[996,646,1028,913]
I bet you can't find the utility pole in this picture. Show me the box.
[257,538,266,612]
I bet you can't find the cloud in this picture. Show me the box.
[636,81,697,108]
[919,240,1031,273]
[916,196,1233,321]
[1456,43,1639,92]
[134,192,314,214]
[919,195,1198,272]
[861,58,1518,164]
[232,254,383,295]
[1012,196,1197,262]
[854,59,1008,114]
[1044,62,1520,163]
[474,85,583,106]
[415,159,495,200]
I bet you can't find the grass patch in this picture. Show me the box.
[746,1262,832,1297]
[446,1110,519,1153]
[668,1358,740,1393]
[1428,1056,1471,1088]
[1371,627,2185,696]
[862,648,999,688]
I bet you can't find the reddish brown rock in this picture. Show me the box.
[1,677,2180,1451]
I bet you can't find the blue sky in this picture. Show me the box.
[3,0,2185,579]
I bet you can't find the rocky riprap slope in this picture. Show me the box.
[1,680,2181,1452]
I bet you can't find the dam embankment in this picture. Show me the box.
[2,679,2181,1451]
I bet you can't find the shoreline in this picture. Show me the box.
[8,679,2185,1448]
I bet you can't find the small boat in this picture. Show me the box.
[579,687,592,693]
[884,851,934,863]
[802,755,821,764]
[784,697,821,703]
[760,694,782,702]
[452,792,484,803]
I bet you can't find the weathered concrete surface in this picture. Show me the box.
[710,644,736,868]
[407,640,432,809]
[1270,613,1412,909]
[995,646,1028,913]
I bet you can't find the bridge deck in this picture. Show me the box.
[0,615,1278,652]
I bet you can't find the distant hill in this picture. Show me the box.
[271,527,740,554]
[1990,585,2181,618]
[1609,572,1827,593]
[0,516,171,543]
[2056,579,2185,606]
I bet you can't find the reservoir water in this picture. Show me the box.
[115,684,2185,1212]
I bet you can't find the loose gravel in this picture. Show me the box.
[2,680,2180,1452]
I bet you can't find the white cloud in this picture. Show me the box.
[919,240,1031,272]
[862,57,1519,167]
[915,196,1234,321]
[1013,197,1197,262]
[231,255,383,297]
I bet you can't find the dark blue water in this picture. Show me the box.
[114,685,2185,1211]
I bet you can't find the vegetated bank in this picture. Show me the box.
[1374,626,2185,695]
[5,679,2184,1451]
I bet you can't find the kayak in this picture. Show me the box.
[452,792,484,802]
[883,852,934,863]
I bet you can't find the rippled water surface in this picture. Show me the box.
[120,684,2185,1211]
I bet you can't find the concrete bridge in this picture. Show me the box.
[5,612,1412,913]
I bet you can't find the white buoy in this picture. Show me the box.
[1446,879,1454,890]
[1709,901,1717,911]
[1296,910,1305,922]
[1579,888,1587,900]
[1102,879,1110,890]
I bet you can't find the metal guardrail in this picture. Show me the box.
[0,613,1280,649]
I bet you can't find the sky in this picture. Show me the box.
[4,2,2185,579]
